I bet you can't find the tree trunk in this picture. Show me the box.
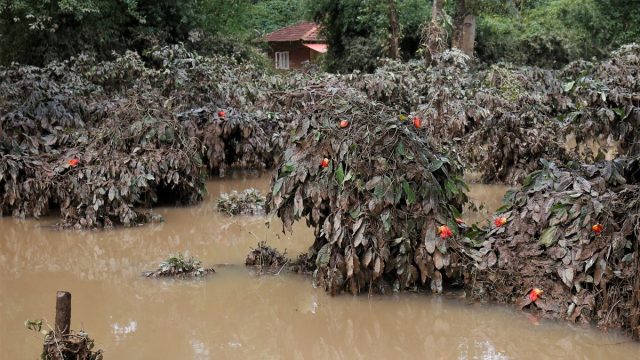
[423,0,446,65]
[460,14,476,56]
[432,0,444,22]
[451,0,476,57]
[388,0,400,59]
[55,291,71,338]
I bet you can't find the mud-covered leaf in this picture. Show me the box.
[539,226,558,247]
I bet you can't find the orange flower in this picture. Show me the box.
[68,159,80,167]
[218,111,225,117]
[438,225,453,239]
[528,288,544,302]
[320,158,330,168]
[412,116,422,129]
[591,223,603,235]
[494,216,507,227]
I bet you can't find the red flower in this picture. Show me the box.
[218,111,226,118]
[528,288,543,302]
[339,120,349,128]
[591,223,603,235]
[494,216,507,227]
[68,159,80,167]
[320,158,330,168]
[412,116,422,129]
[438,225,453,239]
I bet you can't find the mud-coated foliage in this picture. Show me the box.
[464,62,574,183]
[466,158,640,338]
[245,241,288,274]
[3,42,638,226]
[363,46,639,184]
[0,60,205,227]
[267,84,469,295]
[0,45,289,228]
[560,44,640,158]
[144,253,214,278]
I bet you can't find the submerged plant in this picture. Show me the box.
[245,241,288,274]
[145,253,214,278]
[216,189,266,216]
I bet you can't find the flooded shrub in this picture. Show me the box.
[317,50,572,185]
[465,158,640,338]
[463,66,574,184]
[0,44,293,227]
[178,106,282,176]
[560,44,640,158]
[460,61,574,184]
[25,319,103,360]
[267,85,469,295]
[245,241,288,274]
[417,50,474,139]
[0,155,53,218]
[345,59,429,112]
[465,45,639,183]
[217,189,266,216]
[144,253,214,278]
[0,87,205,228]
[338,46,638,185]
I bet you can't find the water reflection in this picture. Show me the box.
[112,319,137,342]
[464,183,512,224]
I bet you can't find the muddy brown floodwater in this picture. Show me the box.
[1,172,639,359]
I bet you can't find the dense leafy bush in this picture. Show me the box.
[0,45,289,227]
[267,83,469,295]
[466,158,640,338]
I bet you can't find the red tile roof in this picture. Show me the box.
[265,22,325,42]
[303,43,328,53]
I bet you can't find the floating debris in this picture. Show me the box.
[216,189,266,216]
[26,319,103,360]
[245,241,288,274]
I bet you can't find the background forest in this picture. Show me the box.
[1,0,639,70]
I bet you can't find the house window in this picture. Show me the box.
[275,51,290,69]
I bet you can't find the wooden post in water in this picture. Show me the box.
[55,291,71,338]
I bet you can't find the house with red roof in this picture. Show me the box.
[264,22,327,70]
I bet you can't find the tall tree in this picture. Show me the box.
[0,0,200,65]
[387,0,400,59]
[422,0,446,64]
